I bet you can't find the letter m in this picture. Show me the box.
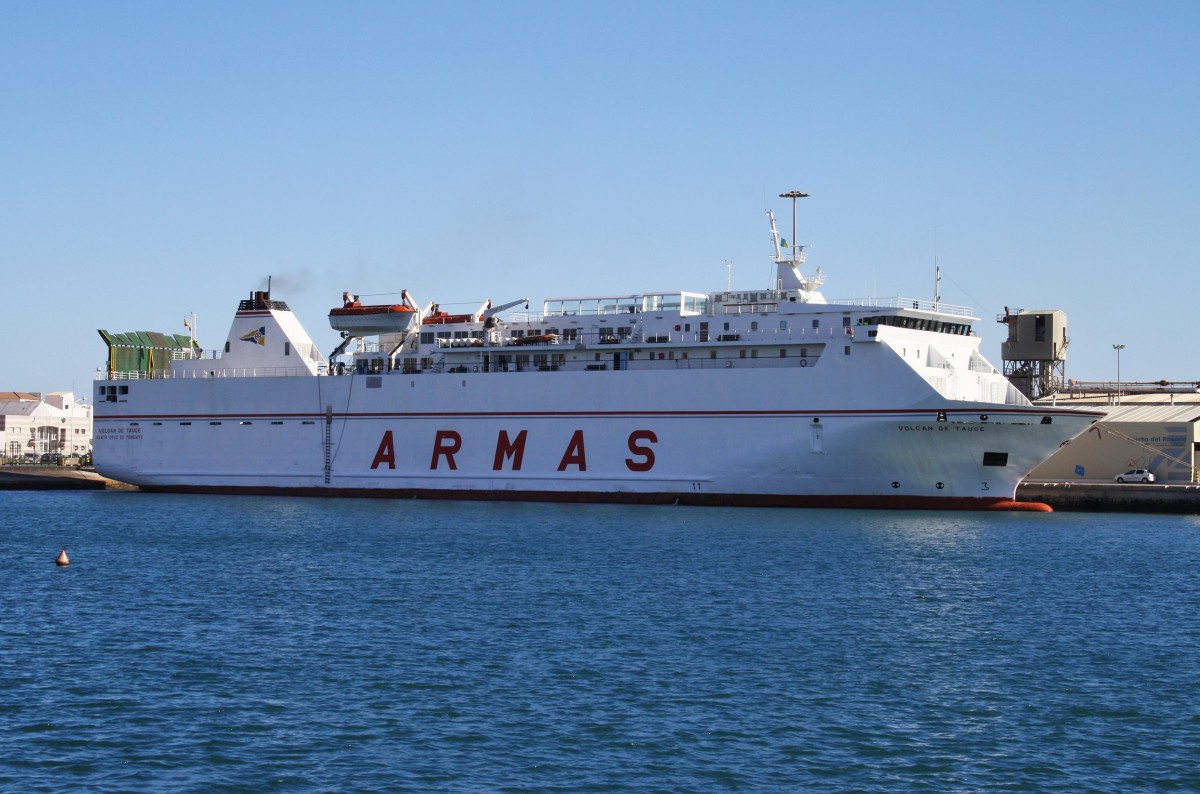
[493,429,527,471]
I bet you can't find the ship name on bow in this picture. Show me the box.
[370,429,659,472]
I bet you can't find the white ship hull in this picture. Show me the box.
[93,201,1102,509]
[94,363,1097,509]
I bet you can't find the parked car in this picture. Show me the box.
[1114,469,1155,483]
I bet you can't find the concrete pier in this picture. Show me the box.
[0,466,133,491]
[1018,481,1200,514]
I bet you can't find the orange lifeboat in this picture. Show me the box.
[421,311,476,325]
[328,291,418,335]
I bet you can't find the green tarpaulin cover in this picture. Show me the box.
[98,330,200,377]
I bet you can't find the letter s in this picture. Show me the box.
[625,429,657,472]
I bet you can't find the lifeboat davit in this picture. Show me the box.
[329,292,418,335]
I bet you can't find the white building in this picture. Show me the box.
[0,391,93,462]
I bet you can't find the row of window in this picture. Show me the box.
[4,425,88,434]
[859,315,972,335]
[408,345,835,372]
[424,321,834,346]
[421,314,967,346]
[128,421,318,427]
[3,427,86,435]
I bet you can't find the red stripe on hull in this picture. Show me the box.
[135,484,1052,512]
[96,407,1108,422]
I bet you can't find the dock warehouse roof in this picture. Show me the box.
[1030,393,1200,483]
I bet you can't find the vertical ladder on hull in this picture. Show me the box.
[324,405,333,484]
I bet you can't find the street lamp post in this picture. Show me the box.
[1113,344,1125,404]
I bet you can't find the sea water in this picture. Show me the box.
[1,491,1197,792]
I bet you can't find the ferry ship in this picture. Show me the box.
[93,195,1101,509]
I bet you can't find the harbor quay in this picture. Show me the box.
[5,463,1200,513]
[1017,481,1200,514]
[0,466,124,491]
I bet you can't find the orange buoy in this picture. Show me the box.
[987,499,1054,513]
[55,547,70,566]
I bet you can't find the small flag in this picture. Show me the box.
[780,238,788,249]
[184,317,192,330]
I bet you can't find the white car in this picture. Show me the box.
[1114,469,1155,483]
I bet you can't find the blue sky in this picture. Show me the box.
[2,1,1196,397]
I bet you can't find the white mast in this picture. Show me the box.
[769,190,825,299]
[767,210,783,261]
[184,312,198,355]
[934,258,941,309]
[780,190,808,263]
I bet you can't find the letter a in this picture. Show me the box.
[371,430,396,470]
[557,430,587,471]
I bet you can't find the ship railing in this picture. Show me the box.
[506,311,546,323]
[436,337,487,349]
[826,296,975,318]
[519,295,973,322]
[101,370,154,380]
[717,302,780,315]
[101,365,325,380]
[599,326,855,345]
[476,315,969,346]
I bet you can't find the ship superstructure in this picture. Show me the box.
[93,195,1101,508]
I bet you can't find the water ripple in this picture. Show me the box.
[2,494,1199,791]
